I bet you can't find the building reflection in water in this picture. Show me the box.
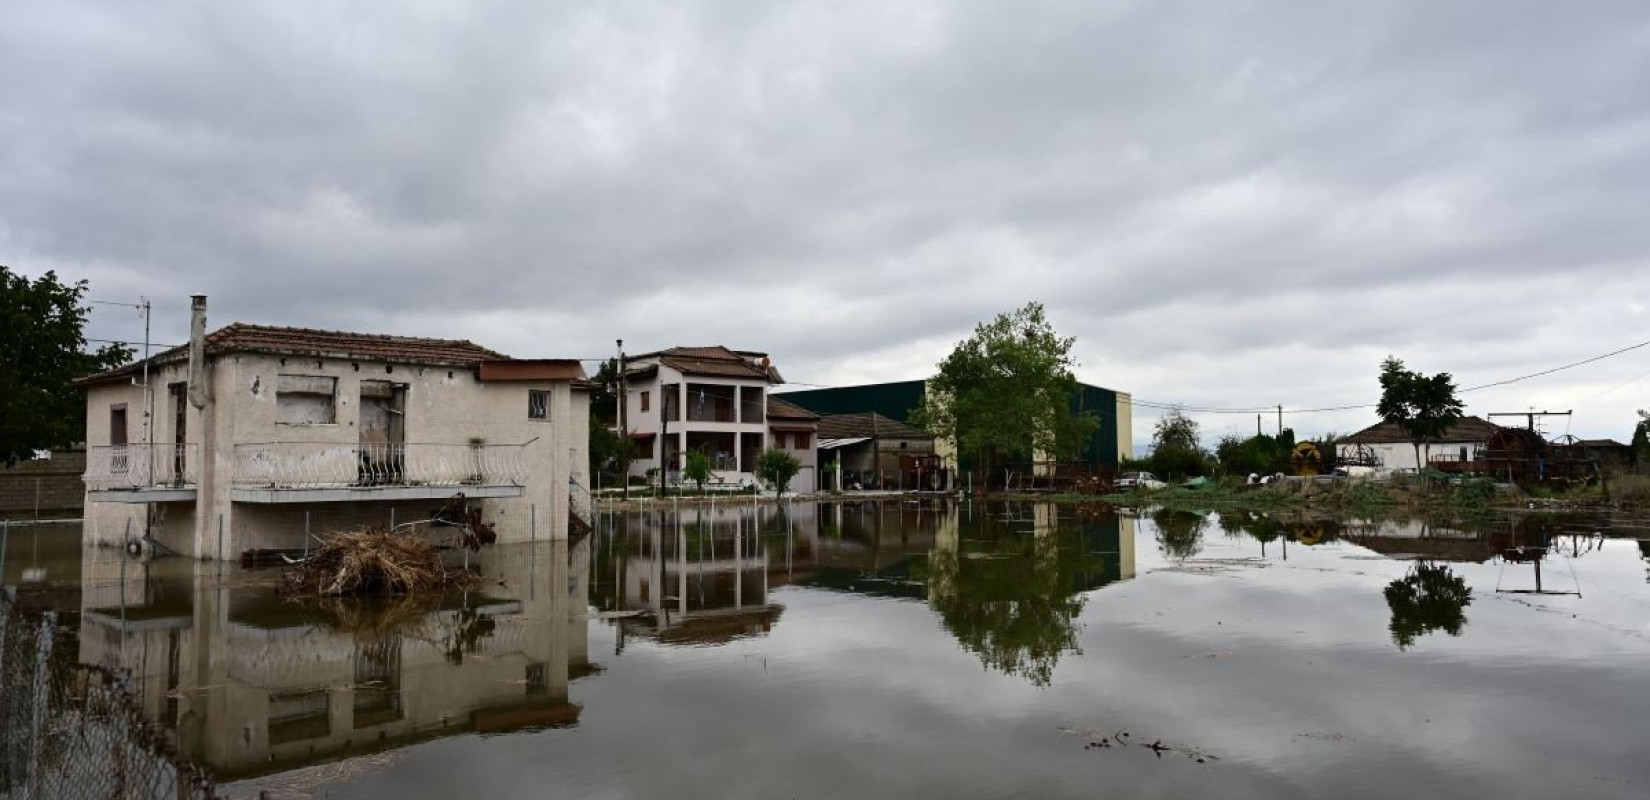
[74,537,591,783]
[588,500,1136,685]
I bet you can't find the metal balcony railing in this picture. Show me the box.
[231,442,529,489]
[84,444,198,490]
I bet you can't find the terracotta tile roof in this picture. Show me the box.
[816,412,931,441]
[766,396,820,421]
[629,345,781,382]
[76,323,511,385]
[1339,415,1501,445]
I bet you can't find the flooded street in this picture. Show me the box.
[4,501,1649,798]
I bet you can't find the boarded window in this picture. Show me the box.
[528,389,550,420]
[793,432,811,450]
[277,375,337,424]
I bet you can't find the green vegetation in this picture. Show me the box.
[1146,409,1212,479]
[1633,409,1649,467]
[912,302,1098,485]
[1,267,132,465]
[1215,429,1296,476]
[755,447,801,498]
[1376,356,1464,470]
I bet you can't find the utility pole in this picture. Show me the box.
[1256,414,1262,437]
[617,339,627,500]
[1276,405,1283,436]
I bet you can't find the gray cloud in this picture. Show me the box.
[3,0,1648,443]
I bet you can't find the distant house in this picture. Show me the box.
[74,296,589,558]
[815,412,945,491]
[1336,416,1501,472]
[620,346,816,493]
[777,378,1133,476]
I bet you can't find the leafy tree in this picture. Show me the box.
[912,302,1098,487]
[1215,430,1295,476]
[1384,562,1473,650]
[754,447,801,498]
[1376,356,1464,471]
[588,415,638,486]
[682,449,713,492]
[588,357,621,426]
[1148,409,1210,479]
[1,267,132,465]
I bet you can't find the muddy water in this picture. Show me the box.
[3,502,1647,799]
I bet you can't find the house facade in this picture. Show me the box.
[815,412,946,491]
[77,296,589,559]
[1336,416,1501,473]
[620,346,815,493]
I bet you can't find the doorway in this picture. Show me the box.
[169,383,188,485]
[359,381,406,485]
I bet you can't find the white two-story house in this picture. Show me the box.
[619,346,816,494]
[76,295,589,559]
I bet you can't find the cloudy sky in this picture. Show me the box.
[4,0,1648,446]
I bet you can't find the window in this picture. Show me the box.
[640,391,651,412]
[276,375,337,424]
[528,389,550,420]
[792,432,811,450]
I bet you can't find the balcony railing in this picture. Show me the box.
[85,444,198,490]
[231,442,528,490]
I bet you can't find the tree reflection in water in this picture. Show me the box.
[1154,508,1207,560]
[917,507,1112,687]
[1384,561,1473,650]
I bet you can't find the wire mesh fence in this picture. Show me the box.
[0,591,218,800]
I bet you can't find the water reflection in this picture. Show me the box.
[73,539,590,783]
[589,501,1137,686]
[1383,562,1473,650]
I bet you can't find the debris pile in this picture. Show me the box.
[281,526,478,596]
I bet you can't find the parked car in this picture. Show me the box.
[1115,471,1167,491]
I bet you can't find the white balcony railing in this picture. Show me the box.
[84,444,198,490]
[231,442,529,490]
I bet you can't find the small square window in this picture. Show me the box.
[528,390,550,420]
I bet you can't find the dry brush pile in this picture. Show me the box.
[281,526,480,597]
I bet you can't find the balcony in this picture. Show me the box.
[84,444,198,503]
[230,442,530,503]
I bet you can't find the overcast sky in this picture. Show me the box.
[4,0,1648,446]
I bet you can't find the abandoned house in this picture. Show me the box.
[75,295,589,559]
[619,346,816,493]
[815,412,946,491]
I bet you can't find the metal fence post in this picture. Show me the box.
[217,514,225,573]
[304,511,311,558]
[531,503,537,542]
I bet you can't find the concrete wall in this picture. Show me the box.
[1336,440,1484,473]
[0,449,85,519]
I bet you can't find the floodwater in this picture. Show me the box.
[3,501,1649,799]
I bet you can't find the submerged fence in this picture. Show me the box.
[0,591,218,800]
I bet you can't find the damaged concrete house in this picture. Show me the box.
[76,296,589,559]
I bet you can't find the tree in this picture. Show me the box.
[1376,356,1464,472]
[682,449,713,492]
[1,267,132,465]
[1215,430,1294,477]
[911,302,1098,488]
[754,447,801,498]
[588,415,638,487]
[1148,409,1210,479]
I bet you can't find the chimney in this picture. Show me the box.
[187,295,209,409]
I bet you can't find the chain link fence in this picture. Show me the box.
[1,590,218,800]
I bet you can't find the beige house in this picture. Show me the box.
[76,296,589,559]
[620,346,817,494]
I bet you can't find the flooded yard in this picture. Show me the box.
[3,501,1648,798]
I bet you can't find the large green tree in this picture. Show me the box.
[1376,356,1464,471]
[912,302,1098,487]
[755,447,801,498]
[1148,409,1210,479]
[1,268,132,465]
